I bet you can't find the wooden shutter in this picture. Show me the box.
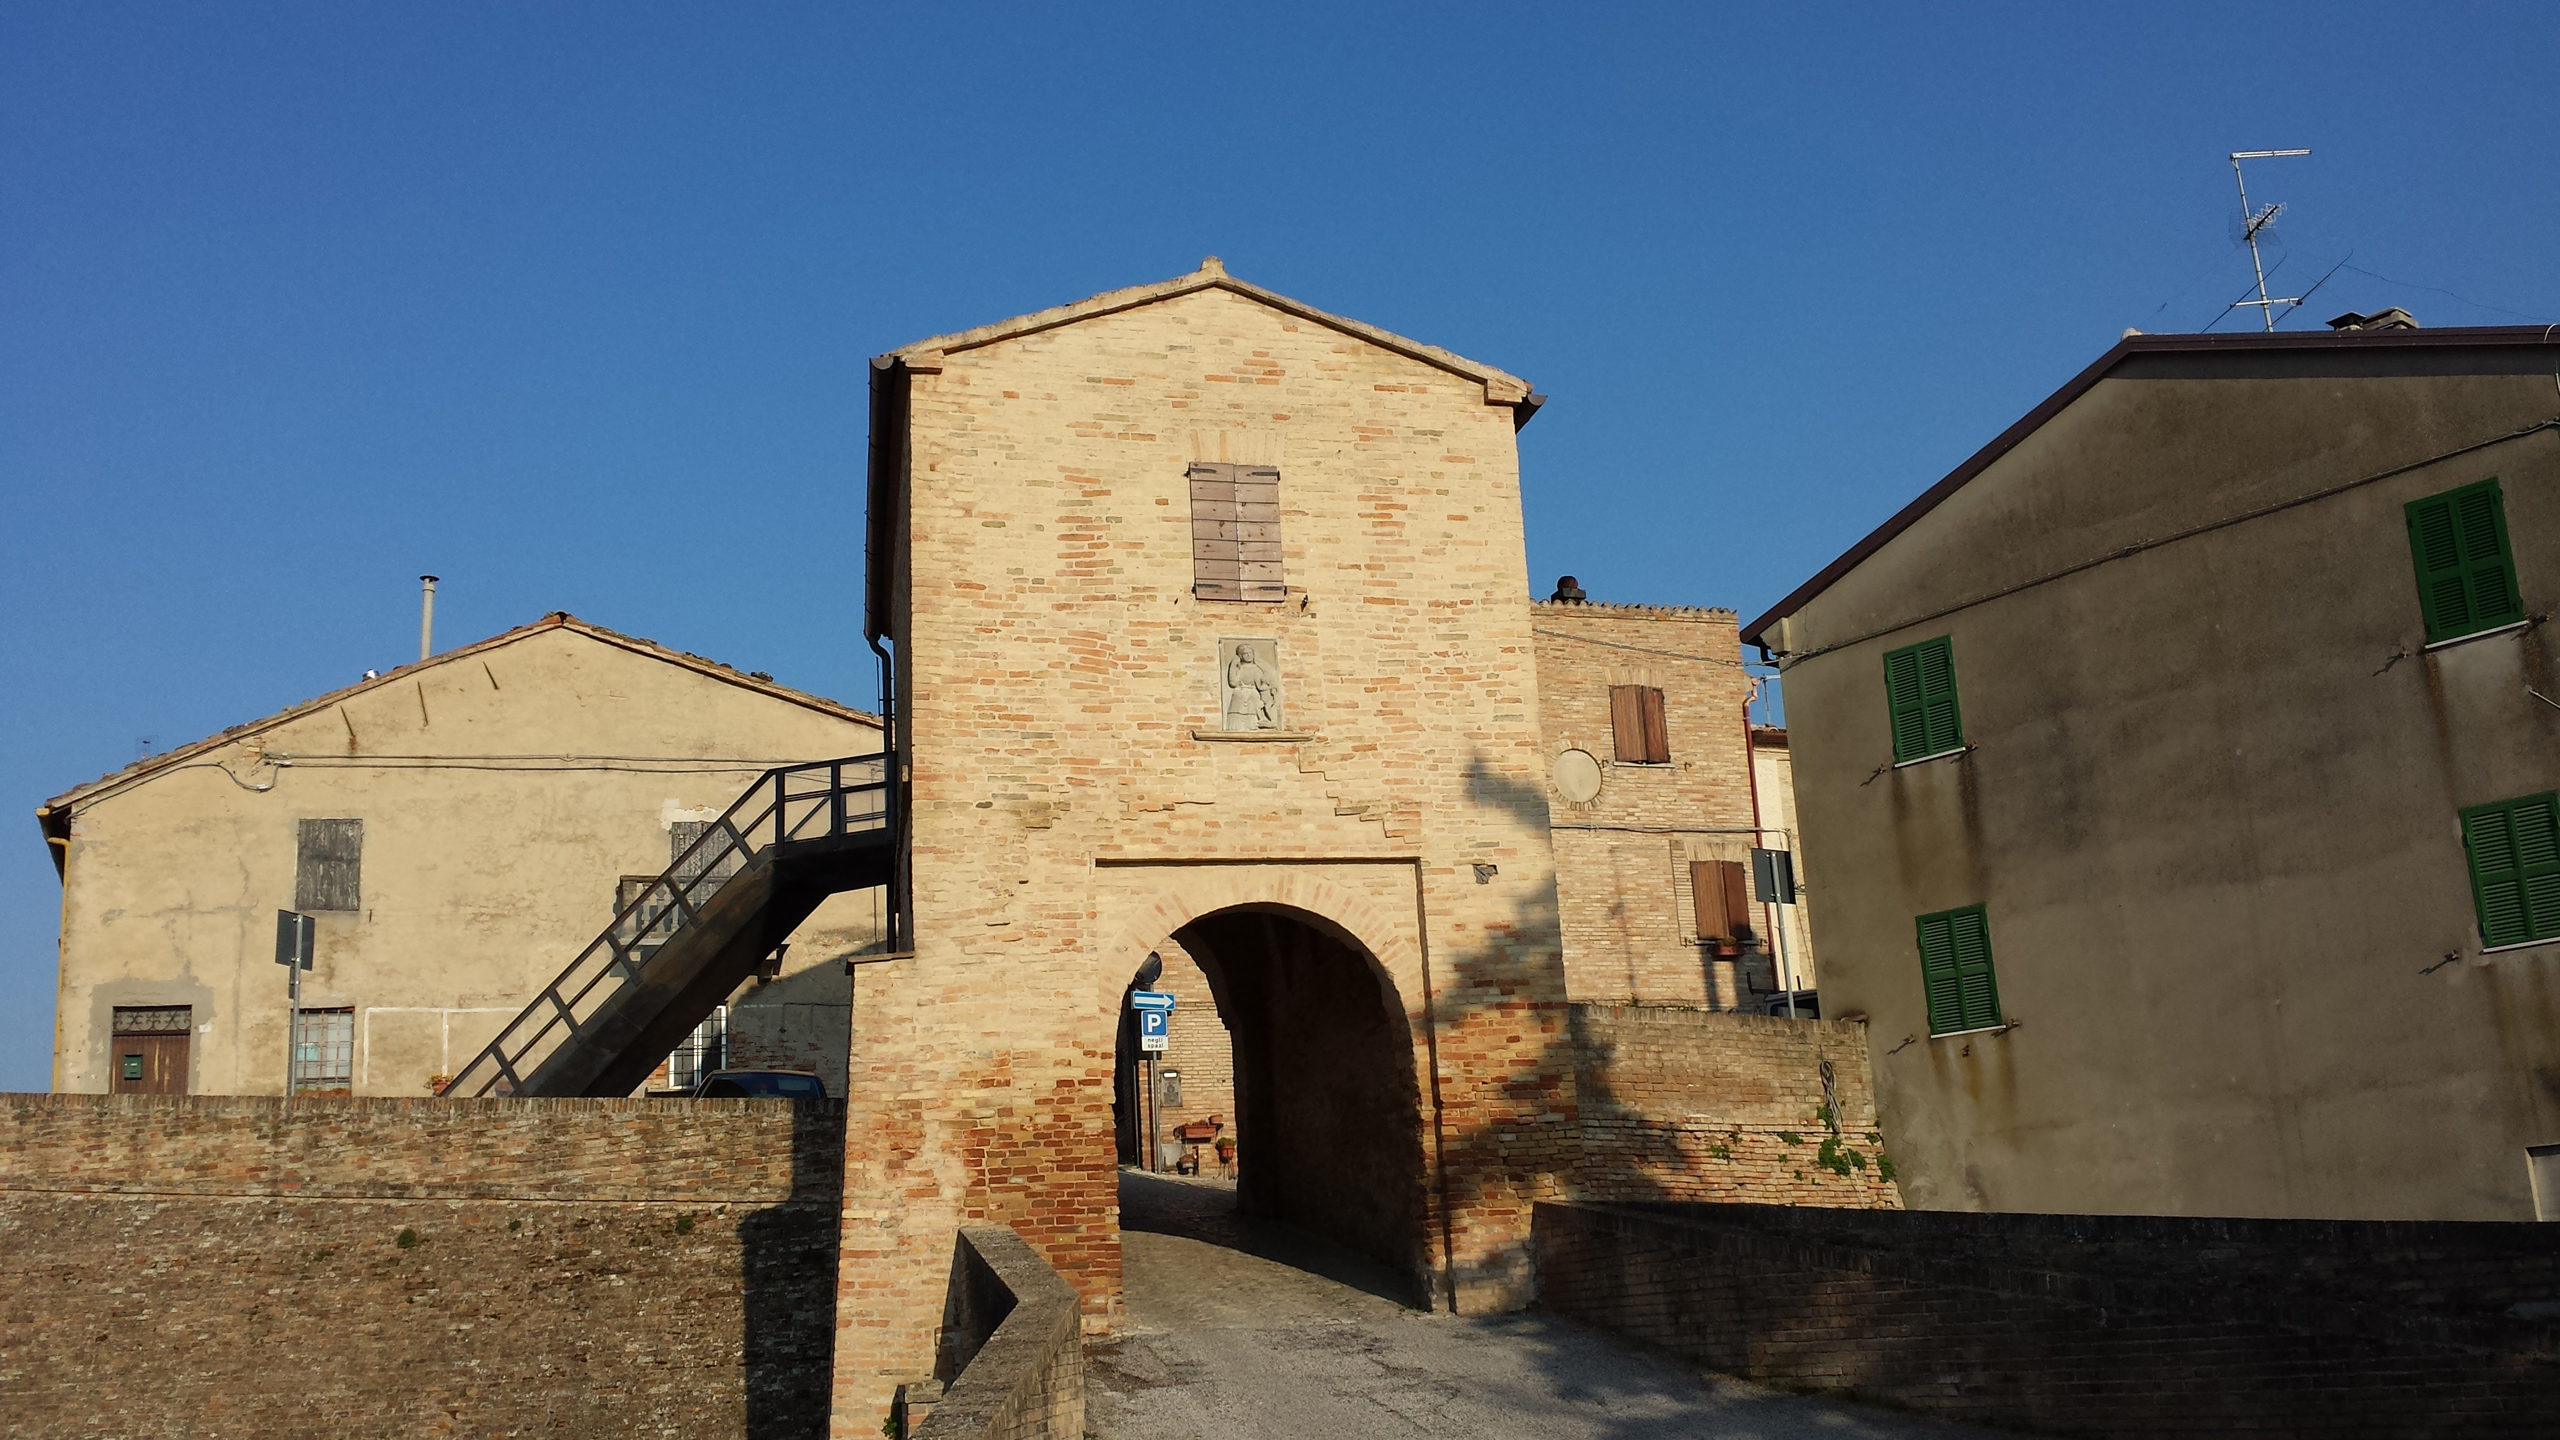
[1690,861,1728,940]
[295,818,363,912]
[1611,685,1668,763]
[2463,793,2560,948]
[1190,462,1285,602]
[1884,637,1962,762]
[1640,686,1670,763]
[1720,860,1752,941]
[2407,480,2523,643]
[1917,904,1999,1033]
[1690,859,1754,942]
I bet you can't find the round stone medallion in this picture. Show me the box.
[1552,747,1603,804]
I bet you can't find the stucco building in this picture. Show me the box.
[40,614,886,1098]
[1744,323,2560,1221]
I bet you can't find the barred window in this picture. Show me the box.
[291,1007,354,1094]
[112,1006,192,1035]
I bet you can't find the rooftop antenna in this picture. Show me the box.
[2228,149,2312,331]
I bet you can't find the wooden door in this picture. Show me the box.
[110,1031,188,1094]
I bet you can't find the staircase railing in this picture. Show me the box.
[443,753,892,1098]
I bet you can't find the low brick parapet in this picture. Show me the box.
[1533,1200,2560,1438]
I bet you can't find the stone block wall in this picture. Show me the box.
[1571,1004,1897,1208]
[0,1093,841,1439]
[1531,602,1776,1007]
[1534,1201,2560,1438]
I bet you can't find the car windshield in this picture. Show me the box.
[764,1074,822,1096]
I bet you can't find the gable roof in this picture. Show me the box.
[885,256,1539,404]
[866,259,1545,641]
[1740,324,2560,650]
[37,613,878,832]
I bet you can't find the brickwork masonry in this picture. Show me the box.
[1534,1201,2560,1438]
[1570,1004,1899,1209]
[0,1093,843,1440]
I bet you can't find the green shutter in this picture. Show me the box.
[1884,637,1964,763]
[1917,904,2001,1033]
[2463,793,2560,948]
[2406,479,2524,644]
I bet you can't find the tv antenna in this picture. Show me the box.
[2228,148,2311,331]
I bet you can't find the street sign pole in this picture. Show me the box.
[1129,990,1177,1170]
[276,911,314,1096]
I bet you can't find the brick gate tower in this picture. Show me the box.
[838,261,1581,1430]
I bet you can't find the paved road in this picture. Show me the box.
[1091,1172,2008,1440]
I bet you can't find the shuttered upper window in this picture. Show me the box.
[1689,859,1754,943]
[2462,792,2560,949]
[1916,903,2001,1035]
[1188,462,1284,602]
[1609,685,1670,764]
[295,818,363,912]
[1883,636,1963,763]
[2406,479,2524,644]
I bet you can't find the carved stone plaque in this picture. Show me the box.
[1218,638,1283,731]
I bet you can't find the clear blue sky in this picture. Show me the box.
[3,3,2553,1092]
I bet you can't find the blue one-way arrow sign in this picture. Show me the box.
[1129,990,1177,1012]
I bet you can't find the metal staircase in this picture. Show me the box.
[444,754,897,1098]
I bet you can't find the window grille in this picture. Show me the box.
[668,1006,727,1092]
[291,1007,355,1094]
[112,1006,192,1035]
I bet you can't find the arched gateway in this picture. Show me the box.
[836,262,1581,1434]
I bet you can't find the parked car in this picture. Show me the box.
[689,1068,827,1099]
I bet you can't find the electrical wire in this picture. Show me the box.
[1768,417,2560,668]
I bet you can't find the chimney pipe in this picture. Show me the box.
[419,576,439,662]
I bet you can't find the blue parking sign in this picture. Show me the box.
[1138,1008,1170,1052]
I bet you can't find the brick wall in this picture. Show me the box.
[1571,1004,1898,1208]
[1534,1201,2560,1438]
[1531,602,1775,1006]
[0,1093,841,1439]
[843,267,1583,1430]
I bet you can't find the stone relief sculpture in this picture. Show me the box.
[1220,639,1282,731]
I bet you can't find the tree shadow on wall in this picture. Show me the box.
[739,1098,847,1440]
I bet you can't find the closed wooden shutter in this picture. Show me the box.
[1190,462,1285,602]
[1883,637,1963,762]
[2463,792,2560,948]
[295,818,363,912]
[1690,859,1754,942]
[2406,480,2524,643]
[1610,685,1668,763]
[1690,861,1727,940]
[1917,904,2000,1033]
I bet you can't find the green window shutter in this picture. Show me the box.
[2406,480,2523,643]
[1916,904,2001,1033]
[2463,793,2560,948]
[1884,637,1963,763]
